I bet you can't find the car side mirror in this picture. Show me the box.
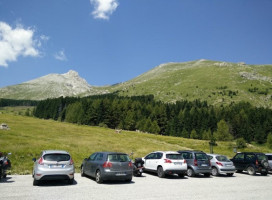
[32,158,36,162]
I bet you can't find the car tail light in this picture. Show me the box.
[69,159,74,165]
[216,162,223,166]
[184,159,187,164]
[38,157,44,165]
[128,161,133,168]
[102,161,112,168]
[164,159,172,163]
[256,160,259,165]
[194,159,198,166]
[4,161,8,165]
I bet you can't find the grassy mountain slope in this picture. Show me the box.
[100,60,272,107]
[0,112,270,174]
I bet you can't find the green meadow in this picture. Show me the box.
[0,112,271,175]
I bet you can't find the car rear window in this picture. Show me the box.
[166,154,183,160]
[43,153,70,161]
[257,154,268,161]
[216,155,230,162]
[108,154,130,162]
[195,153,208,161]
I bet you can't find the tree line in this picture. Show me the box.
[0,98,38,107]
[33,94,272,144]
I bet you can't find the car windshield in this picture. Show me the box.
[257,154,268,161]
[43,153,70,162]
[166,154,183,160]
[108,154,130,162]
[195,153,208,161]
[216,155,230,162]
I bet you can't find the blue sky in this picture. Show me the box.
[0,0,272,88]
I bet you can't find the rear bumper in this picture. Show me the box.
[164,169,187,175]
[34,167,74,180]
[192,167,212,174]
[101,170,133,181]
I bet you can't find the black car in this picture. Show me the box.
[81,152,133,183]
[231,152,269,175]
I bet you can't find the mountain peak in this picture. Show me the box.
[64,70,79,77]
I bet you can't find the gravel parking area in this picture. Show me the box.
[0,172,271,200]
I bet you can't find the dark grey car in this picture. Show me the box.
[178,150,212,177]
[81,152,133,183]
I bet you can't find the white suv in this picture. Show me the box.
[142,151,187,178]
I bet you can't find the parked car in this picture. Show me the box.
[265,153,272,171]
[231,152,269,175]
[207,154,236,176]
[32,150,75,186]
[142,151,187,178]
[81,152,133,183]
[177,150,212,177]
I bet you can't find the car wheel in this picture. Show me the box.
[261,172,268,176]
[33,179,39,186]
[247,166,256,175]
[187,168,195,177]
[178,173,185,178]
[227,173,234,176]
[261,160,269,168]
[125,178,132,182]
[211,167,219,176]
[157,166,165,178]
[80,166,85,177]
[95,170,103,184]
[68,178,74,185]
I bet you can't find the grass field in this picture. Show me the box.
[0,112,271,175]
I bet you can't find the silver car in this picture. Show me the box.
[81,152,133,183]
[32,150,75,186]
[265,153,272,171]
[207,154,236,176]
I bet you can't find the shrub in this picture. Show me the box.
[236,138,247,149]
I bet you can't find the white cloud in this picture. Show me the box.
[0,21,40,67]
[90,0,119,20]
[54,50,67,61]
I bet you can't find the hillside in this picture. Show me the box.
[0,70,106,100]
[102,59,272,107]
[1,60,272,107]
[0,112,270,174]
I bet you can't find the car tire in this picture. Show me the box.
[187,168,195,177]
[33,179,39,186]
[157,166,165,178]
[125,178,132,183]
[80,166,85,177]
[68,178,74,185]
[95,170,103,184]
[247,166,256,175]
[261,160,269,168]
[227,173,234,176]
[261,172,268,176]
[211,167,219,176]
[178,173,185,178]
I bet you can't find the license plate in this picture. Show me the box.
[116,173,126,176]
[174,162,182,165]
[49,164,64,168]
[201,164,208,167]
[262,169,266,172]
[226,164,232,167]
